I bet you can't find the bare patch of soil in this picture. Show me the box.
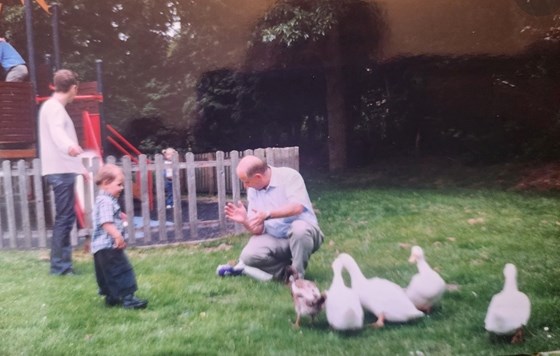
[514,162,560,191]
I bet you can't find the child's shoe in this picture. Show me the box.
[105,296,121,307]
[122,294,148,309]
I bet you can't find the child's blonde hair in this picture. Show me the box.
[94,163,122,186]
[162,147,177,158]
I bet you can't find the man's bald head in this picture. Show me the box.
[236,155,267,178]
[236,155,270,190]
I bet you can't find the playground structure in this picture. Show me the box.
[1,1,155,228]
[0,2,300,248]
[0,60,154,231]
[1,4,297,245]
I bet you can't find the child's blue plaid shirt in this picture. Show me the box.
[91,190,124,254]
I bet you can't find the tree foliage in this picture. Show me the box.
[2,1,560,165]
[2,0,174,129]
[246,0,387,170]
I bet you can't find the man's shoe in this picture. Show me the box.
[122,294,148,309]
[216,264,244,277]
[105,296,121,307]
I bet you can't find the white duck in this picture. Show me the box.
[405,245,446,313]
[484,263,531,344]
[336,253,424,328]
[287,266,326,329]
[325,255,364,331]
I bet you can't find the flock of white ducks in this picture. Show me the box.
[289,246,531,343]
[329,252,424,329]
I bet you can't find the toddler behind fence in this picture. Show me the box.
[162,147,177,209]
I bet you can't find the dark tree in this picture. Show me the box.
[245,0,388,171]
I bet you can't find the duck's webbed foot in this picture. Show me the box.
[293,314,301,329]
[511,327,524,344]
[371,314,385,329]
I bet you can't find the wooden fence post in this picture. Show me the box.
[186,152,198,240]
[122,156,136,244]
[216,151,226,230]
[254,148,265,161]
[3,160,17,248]
[32,159,47,248]
[154,154,167,242]
[138,155,151,242]
[229,151,244,235]
[171,152,184,240]
[265,147,275,167]
[17,160,32,249]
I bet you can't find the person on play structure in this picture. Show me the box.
[0,36,28,82]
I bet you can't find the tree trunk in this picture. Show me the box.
[325,25,347,172]
[325,67,347,172]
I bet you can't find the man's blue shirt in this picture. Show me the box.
[0,41,26,71]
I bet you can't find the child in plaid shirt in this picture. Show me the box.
[91,163,147,309]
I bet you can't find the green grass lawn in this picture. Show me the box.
[1,161,559,355]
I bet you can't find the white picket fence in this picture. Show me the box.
[0,147,299,250]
